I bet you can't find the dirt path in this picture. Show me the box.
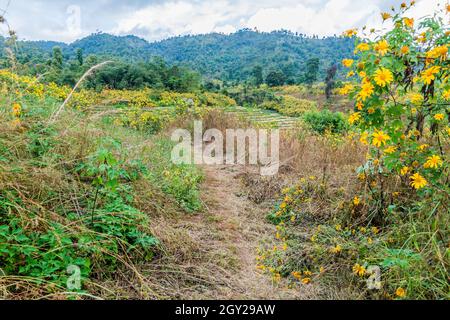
[189,164,316,299]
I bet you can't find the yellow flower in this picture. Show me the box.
[367,237,373,244]
[403,17,414,28]
[12,103,21,117]
[302,278,311,284]
[358,82,375,101]
[374,68,394,87]
[342,59,354,68]
[372,130,390,147]
[400,166,410,176]
[409,93,423,104]
[339,83,354,95]
[330,245,342,254]
[360,132,369,145]
[400,45,410,55]
[353,264,366,277]
[443,89,450,101]
[343,28,358,37]
[396,287,406,298]
[356,101,364,110]
[421,66,441,85]
[384,146,397,154]
[292,271,302,280]
[410,173,427,189]
[381,12,391,21]
[335,224,342,231]
[303,270,312,277]
[418,144,429,151]
[424,155,443,169]
[426,46,448,61]
[367,107,375,114]
[319,267,325,273]
[374,40,389,56]
[434,113,444,121]
[356,43,370,52]
[371,227,379,234]
[353,196,361,206]
[280,202,287,209]
[348,112,362,125]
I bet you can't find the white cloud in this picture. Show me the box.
[112,1,250,41]
[2,0,448,42]
[246,0,380,36]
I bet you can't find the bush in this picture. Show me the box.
[303,110,347,134]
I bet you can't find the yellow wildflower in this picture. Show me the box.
[372,130,390,147]
[396,287,406,298]
[339,83,354,95]
[409,93,423,104]
[302,278,311,285]
[443,89,450,101]
[403,17,414,28]
[358,82,375,101]
[400,166,410,176]
[343,28,358,37]
[360,132,369,145]
[374,40,389,56]
[400,45,410,55]
[353,264,366,277]
[353,196,361,206]
[374,68,394,87]
[424,155,443,169]
[330,245,342,254]
[12,103,21,117]
[381,12,391,21]
[410,173,427,189]
[371,227,379,234]
[384,146,397,154]
[342,59,354,68]
[348,112,362,125]
[356,43,370,52]
[421,66,441,85]
[434,113,444,121]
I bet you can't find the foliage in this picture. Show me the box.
[260,3,450,300]
[1,30,355,84]
[303,110,347,134]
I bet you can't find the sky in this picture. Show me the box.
[0,0,446,43]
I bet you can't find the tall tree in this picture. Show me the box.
[252,65,263,87]
[265,70,285,87]
[76,48,84,66]
[303,57,320,86]
[52,46,63,70]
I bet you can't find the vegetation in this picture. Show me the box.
[257,3,449,300]
[0,1,448,301]
[1,30,354,85]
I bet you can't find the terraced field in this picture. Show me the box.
[92,104,301,129]
[223,105,301,128]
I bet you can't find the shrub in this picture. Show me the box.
[303,110,347,134]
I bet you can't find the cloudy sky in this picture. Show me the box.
[0,0,446,43]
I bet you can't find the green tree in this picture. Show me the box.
[76,48,84,66]
[252,65,264,87]
[303,57,320,86]
[52,46,63,70]
[265,70,285,87]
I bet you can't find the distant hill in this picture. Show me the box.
[2,30,354,82]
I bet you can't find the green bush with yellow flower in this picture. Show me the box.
[259,2,449,299]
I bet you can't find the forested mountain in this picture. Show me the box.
[2,30,354,83]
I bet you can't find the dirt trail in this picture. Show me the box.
[188,164,318,299]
